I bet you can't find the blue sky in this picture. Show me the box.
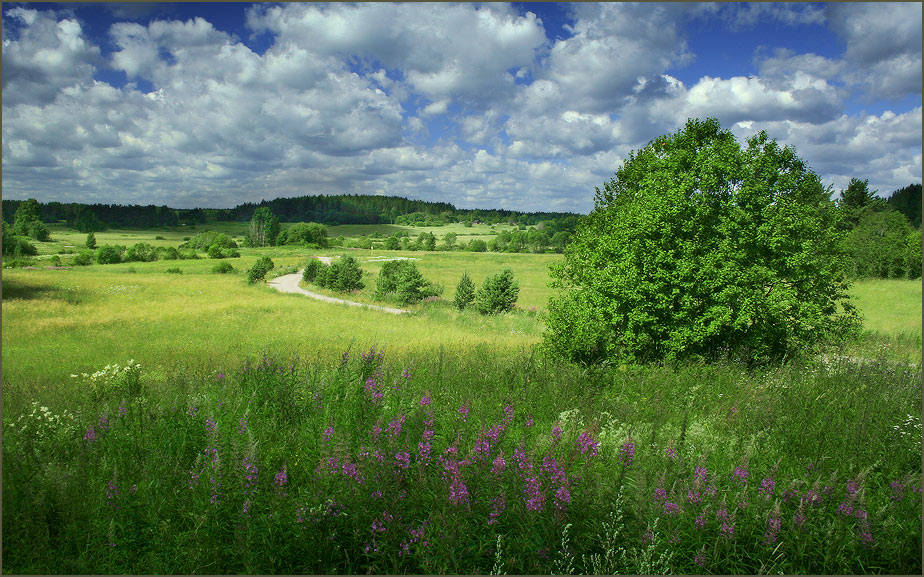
[2,2,920,212]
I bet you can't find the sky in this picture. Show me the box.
[2,2,921,214]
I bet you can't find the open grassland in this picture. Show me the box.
[2,227,921,574]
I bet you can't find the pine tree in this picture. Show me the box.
[454,271,476,310]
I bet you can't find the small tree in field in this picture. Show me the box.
[302,258,326,283]
[86,232,97,249]
[326,255,364,292]
[474,268,519,314]
[545,117,860,366]
[247,256,275,283]
[454,271,476,310]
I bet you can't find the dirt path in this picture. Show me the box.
[268,269,409,315]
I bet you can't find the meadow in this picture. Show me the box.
[2,225,921,574]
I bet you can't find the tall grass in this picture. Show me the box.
[2,347,920,574]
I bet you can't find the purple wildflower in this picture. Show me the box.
[694,553,706,567]
[577,431,599,457]
[187,405,198,417]
[550,424,563,442]
[619,439,635,467]
[890,480,905,501]
[838,501,854,516]
[323,426,335,442]
[716,508,729,522]
[732,466,749,485]
[695,514,706,530]
[98,414,110,432]
[526,415,534,428]
[341,462,364,484]
[118,405,127,417]
[759,477,775,497]
[238,417,248,435]
[654,487,667,501]
[694,466,708,483]
[419,394,431,407]
[491,455,507,475]
[216,372,225,381]
[764,516,782,545]
[663,501,680,515]
[274,467,288,487]
[84,427,96,442]
[449,477,470,506]
[687,490,701,504]
[242,456,258,495]
[387,413,406,439]
[395,451,411,470]
[665,446,678,460]
[854,508,868,521]
[720,521,735,539]
[205,417,217,436]
[555,485,571,512]
[523,476,544,512]
[489,494,506,524]
[402,367,412,380]
[106,480,119,509]
[846,479,860,497]
[503,404,514,424]
[458,403,469,422]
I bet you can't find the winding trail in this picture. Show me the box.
[268,263,409,315]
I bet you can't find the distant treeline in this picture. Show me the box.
[1,194,581,230]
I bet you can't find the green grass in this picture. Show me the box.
[3,225,921,574]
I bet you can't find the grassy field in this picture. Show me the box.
[2,226,922,574]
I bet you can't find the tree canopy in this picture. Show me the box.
[545,118,861,366]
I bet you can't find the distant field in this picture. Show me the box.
[849,278,922,338]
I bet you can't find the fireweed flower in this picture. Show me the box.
[720,521,735,539]
[513,445,532,472]
[216,372,225,381]
[654,487,667,502]
[84,427,96,442]
[523,476,544,512]
[503,404,514,424]
[205,417,217,436]
[694,466,708,484]
[489,494,506,524]
[550,424,563,442]
[242,456,258,495]
[890,480,905,501]
[665,446,678,460]
[419,394,431,407]
[541,456,567,485]
[387,413,406,439]
[418,441,431,464]
[663,502,680,515]
[732,466,749,485]
[764,516,782,545]
[526,415,534,428]
[238,417,248,435]
[106,480,119,509]
[838,501,854,516]
[395,452,411,470]
[577,431,599,457]
[695,514,706,530]
[759,478,775,497]
[687,490,701,504]
[274,467,288,487]
[491,455,507,475]
[619,439,635,467]
[846,479,860,498]
[323,426,335,442]
[118,405,127,417]
[458,404,469,422]
[98,414,110,432]
[555,485,571,512]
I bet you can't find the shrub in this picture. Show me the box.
[326,255,365,292]
[375,259,441,305]
[27,220,50,242]
[162,247,180,260]
[212,261,234,274]
[246,256,275,284]
[96,245,123,264]
[474,268,519,314]
[280,222,328,247]
[86,232,97,249]
[125,242,157,262]
[846,209,920,279]
[154,235,166,240]
[302,258,326,283]
[467,239,487,252]
[454,271,476,311]
[546,117,860,366]
[207,244,225,259]
[74,250,95,266]
[165,267,182,274]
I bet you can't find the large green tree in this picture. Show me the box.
[545,118,860,366]
[244,207,280,247]
[887,183,922,228]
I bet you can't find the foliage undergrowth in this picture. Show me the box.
[2,346,920,574]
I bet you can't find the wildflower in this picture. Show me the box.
[449,476,470,506]
[687,490,701,504]
[550,424,563,442]
[763,516,782,545]
[130,484,137,494]
[238,417,248,435]
[759,477,775,497]
[793,509,806,529]
[241,499,251,517]
[491,455,506,475]
[341,462,364,484]
[720,521,735,539]
[386,413,406,439]
[402,368,412,380]
[837,501,854,516]
[665,446,678,460]
[716,508,729,522]
[526,415,534,428]
[419,394,430,407]
[274,467,288,487]
[577,431,599,457]
[187,406,198,417]
[503,404,514,424]
[555,485,571,512]
[694,552,706,567]
[859,528,874,546]
[205,417,217,435]
[106,480,119,509]
[458,403,469,422]
[84,427,96,442]
[663,502,680,515]
[216,372,225,381]
[541,456,567,485]
[695,514,706,530]
[394,452,410,470]
[854,508,868,521]
[619,439,635,467]
[489,494,506,524]
[323,426,335,442]
[890,480,905,501]
[118,405,127,417]
[653,487,667,502]
[732,466,749,485]
[846,479,860,497]
[513,445,532,472]
[523,476,544,512]
[694,466,708,483]
[98,414,110,432]
[418,441,431,464]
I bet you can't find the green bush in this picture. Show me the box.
[279,222,328,247]
[325,255,364,292]
[474,268,519,314]
[212,262,234,274]
[27,220,50,242]
[453,271,476,311]
[207,244,224,259]
[846,209,920,279]
[162,247,180,260]
[86,232,97,249]
[74,250,95,266]
[546,117,860,366]
[374,259,440,305]
[125,242,157,262]
[96,245,123,265]
[467,239,487,252]
[165,267,183,274]
[247,256,275,284]
[302,258,326,283]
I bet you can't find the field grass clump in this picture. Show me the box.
[2,347,920,574]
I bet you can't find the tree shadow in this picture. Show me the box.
[1,276,57,300]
